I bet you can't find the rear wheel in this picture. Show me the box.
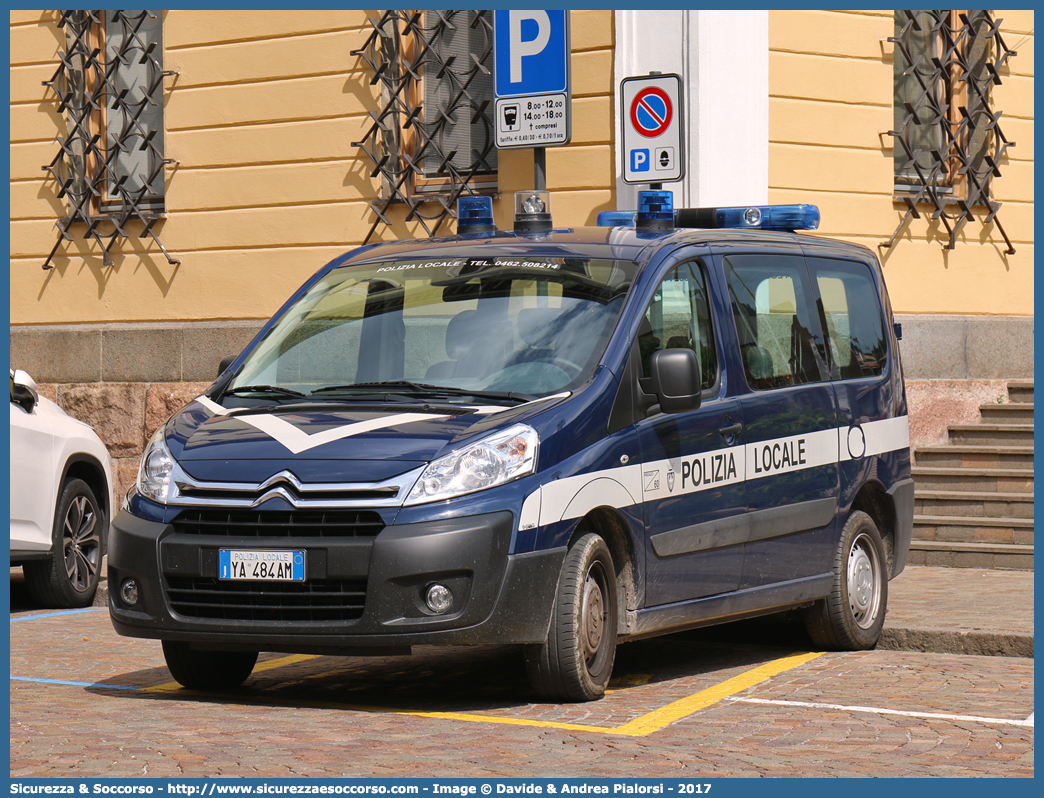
[24,478,104,609]
[525,533,618,702]
[161,641,258,690]
[804,510,888,650]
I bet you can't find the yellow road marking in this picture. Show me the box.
[144,650,823,736]
[611,650,824,736]
[254,653,319,673]
[606,673,653,693]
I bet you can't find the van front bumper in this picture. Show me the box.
[107,508,565,652]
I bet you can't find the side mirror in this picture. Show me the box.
[649,349,702,414]
[217,356,236,378]
[11,369,40,412]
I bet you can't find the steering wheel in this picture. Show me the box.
[541,358,584,379]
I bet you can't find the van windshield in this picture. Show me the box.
[228,255,638,403]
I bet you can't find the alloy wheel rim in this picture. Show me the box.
[63,495,101,592]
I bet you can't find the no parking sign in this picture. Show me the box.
[621,74,684,184]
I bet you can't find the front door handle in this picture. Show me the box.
[719,421,743,438]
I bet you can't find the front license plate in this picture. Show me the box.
[218,549,306,582]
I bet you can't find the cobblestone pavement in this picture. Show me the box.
[10,608,1033,779]
[888,566,1033,634]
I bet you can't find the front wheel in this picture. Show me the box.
[162,641,258,690]
[804,511,888,650]
[525,533,618,702]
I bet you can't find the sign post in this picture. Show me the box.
[621,73,684,186]
[493,10,571,190]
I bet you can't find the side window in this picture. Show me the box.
[808,258,888,379]
[639,261,718,391]
[725,254,827,391]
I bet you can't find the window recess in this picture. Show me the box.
[352,10,498,244]
[41,10,177,270]
[885,10,1017,254]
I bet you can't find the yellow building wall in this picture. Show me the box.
[12,10,1032,325]
[768,9,1034,317]
[10,9,615,326]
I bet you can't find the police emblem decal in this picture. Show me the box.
[644,470,660,492]
[666,470,676,492]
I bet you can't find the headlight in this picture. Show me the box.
[405,424,538,505]
[136,427,178,504]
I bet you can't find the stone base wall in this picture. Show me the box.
[38,382,210,506]
[905,379,1011,447]
[11,314,1034,385]
[893,314,1033,380]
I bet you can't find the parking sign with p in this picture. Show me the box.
[493,10,571,148]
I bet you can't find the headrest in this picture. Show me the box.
[745,345,773,380]
[445,310,480,359]
[516,308,563,346]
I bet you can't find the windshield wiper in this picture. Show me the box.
[420,386,538,404]
[312,380,431,395]
[311,381,536,404]
[222,384,307,399]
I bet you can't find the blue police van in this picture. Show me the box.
[109,191,914,702]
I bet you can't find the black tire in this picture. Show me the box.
[804,510,888,650]
[162,641,259,690]
[525,533,618,702]
[24,478,105,609]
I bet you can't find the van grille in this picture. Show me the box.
[165,576,366,622]
[171,509,385,538]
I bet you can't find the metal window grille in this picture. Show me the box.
[41,10,178,270]
[885,10,1017,253]
[352,10,497,243]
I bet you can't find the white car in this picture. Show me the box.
[10,369,113,608]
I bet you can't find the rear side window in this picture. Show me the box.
[724,254,827,391]
[808,257,888,379]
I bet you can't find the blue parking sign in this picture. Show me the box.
[493,10,571,148]
[494,10,569,98]
[630,149,650,172]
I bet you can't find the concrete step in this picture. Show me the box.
[911,466,1033,494]
[915,491,1034,519]
[907,540,1034,570]
[948,423,1034,446]
[1007,380,1034,404]
[978,402,1034,425]
[914,445,1034,469]
[913,514,1034,547]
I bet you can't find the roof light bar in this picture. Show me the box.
[596,210,636,227]
[675,204,820,231]
[456,195,496,235]
[597,203,820,233]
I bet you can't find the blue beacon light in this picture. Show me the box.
[596,192,676,230]
[456,195,496,235]
[636,190,674,231]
